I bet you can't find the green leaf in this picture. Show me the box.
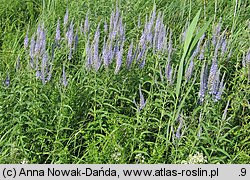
[176,9,201,98]
[188,18,213,58]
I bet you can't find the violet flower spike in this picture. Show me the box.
[74,32,79,51]
[39,28,46,55]
[139,49,148,69]
[246,49,250,65]
[104,20,108,33]
[29,35,35,58]
[199,63,208,104]
[165,55,173,84]
[4,74,10,87]
[36,70,41,79]
[221,37,227,56]
[47,63,53,82]
[67,21,74,48]
[137,14,141,28]
[168,30,173,55]
[85,38,92,70]
[175,114,183,139]
[199,42,206,60]
[222,100,230,121]
[93,23,101,71]
[24,32,29,49]
[102,37,109,68]
[214,72,225,102]
[139,84,146,111]
[114,41,124,74]
[16,55,20,71]
[84,13,89,35]
[185,57,194,81]
[126,41,133,69]
[211,68,220,96]
[55,19,61,44]
[41,52,48,85]
[212,19,221,46]
[62,64,68,87]
[207,58,218,94]
[64,8,69,27]
[242,54,246,68]
[68,47,72,60]
[139,56,146,69]
[80,20,84,34]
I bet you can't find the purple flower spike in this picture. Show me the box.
[214,72,226,102]
[208,58,218,94]
[84,13,89,35]
[126,41,133,69]
[168,30,173,55]
[139,58,146,69]
[67,21,74,48]
[221,37,227,56]
[64,8,69,27]
[55,19,61,44]
[38,27,46,55]
[104,20,108,33]
[199,63,208,104]
[114,41,124,74]
[138,15,141,28]
[246,49,250,65]
[47,63,53,82]
[212,18,221,46]
[41,52,48,85]
[29,35,35,58]
[74,32,79,51]
[139,84,146,111]
[4,74,10,87]
[80,20,84,34]
[93,23,101,71]
[211,68,220,96]
[62,64,68,87]
[165,56,173,84]
[86,38,92,70]
[102,38,109,68]
[24,32,29,49]
[68,47,72,60]
[36,70,41,79]
[16,55,20,71]
[199,42,206,60]
[185,57,194,81]
[175,114,183,139]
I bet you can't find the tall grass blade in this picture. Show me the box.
[176,10,201,98]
